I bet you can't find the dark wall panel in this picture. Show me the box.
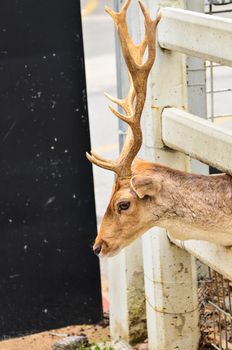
[0,0,102,338]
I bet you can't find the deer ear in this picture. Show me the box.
[130,175,161,199]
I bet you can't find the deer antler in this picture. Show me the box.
[86,0,160,178]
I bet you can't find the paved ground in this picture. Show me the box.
[0,323,110,350]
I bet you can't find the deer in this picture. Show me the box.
[86,0,232,257]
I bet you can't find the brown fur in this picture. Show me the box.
[94,159,232,257]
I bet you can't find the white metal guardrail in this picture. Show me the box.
[158,7,232,67]
[111,2,232,350]
[155,6,232,350]
[158,9,232,291]
[162,107,232,175]
[144,3,232,350]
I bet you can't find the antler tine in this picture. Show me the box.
[138,0,150,23]
[90,151,115,164]
[104,92,123,106]
[105,0,131,20]
[139,1,161,72]
[112,0,159,176]
[108,105,133,124]
[86,152,117,172]
[87,0,160,178]
[121,0,131,12]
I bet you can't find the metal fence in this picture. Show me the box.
[206,0,232,122]
[199,3,232,349]
[199,268,232,349]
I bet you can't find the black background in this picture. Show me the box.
[0,0,102,338]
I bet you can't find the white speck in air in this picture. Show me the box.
[9,274,20,279]
[51,100,56,109]
[44,196,56,207]
[8,218,13,223]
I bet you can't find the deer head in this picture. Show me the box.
[86,0,160,257]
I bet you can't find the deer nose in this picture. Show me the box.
[93,243,102,256]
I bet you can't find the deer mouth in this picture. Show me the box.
[93,240,121,258]
[100,246,121,258]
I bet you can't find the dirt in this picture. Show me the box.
[0,323,110,350]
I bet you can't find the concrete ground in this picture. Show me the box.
[0,324,110,350]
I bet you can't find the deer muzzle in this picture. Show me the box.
[93,242,102,256]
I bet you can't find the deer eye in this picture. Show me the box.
[118,201,130,213]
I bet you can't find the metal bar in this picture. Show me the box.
[209,61,215,122]
[208,301,232,321]
[186,1,208,176]
[206,63,224,68]
[207,88,232,93]
[206,9,232,13]
[209,268,217,346]
[158,7,232,67]
[207,0,232,5]
[162,107,232,175]
[207,113,232,119]
[214,272,223,348]
[220,275,228,348]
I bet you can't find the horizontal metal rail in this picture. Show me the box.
[158,7,232,67]
[162,107,232,175]
[168,235,232,281]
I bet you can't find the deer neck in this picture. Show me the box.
[146,165,232,242]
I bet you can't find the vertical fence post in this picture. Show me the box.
[109,1,147,344]
[140,0,200,349]
[186,0,209,176]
